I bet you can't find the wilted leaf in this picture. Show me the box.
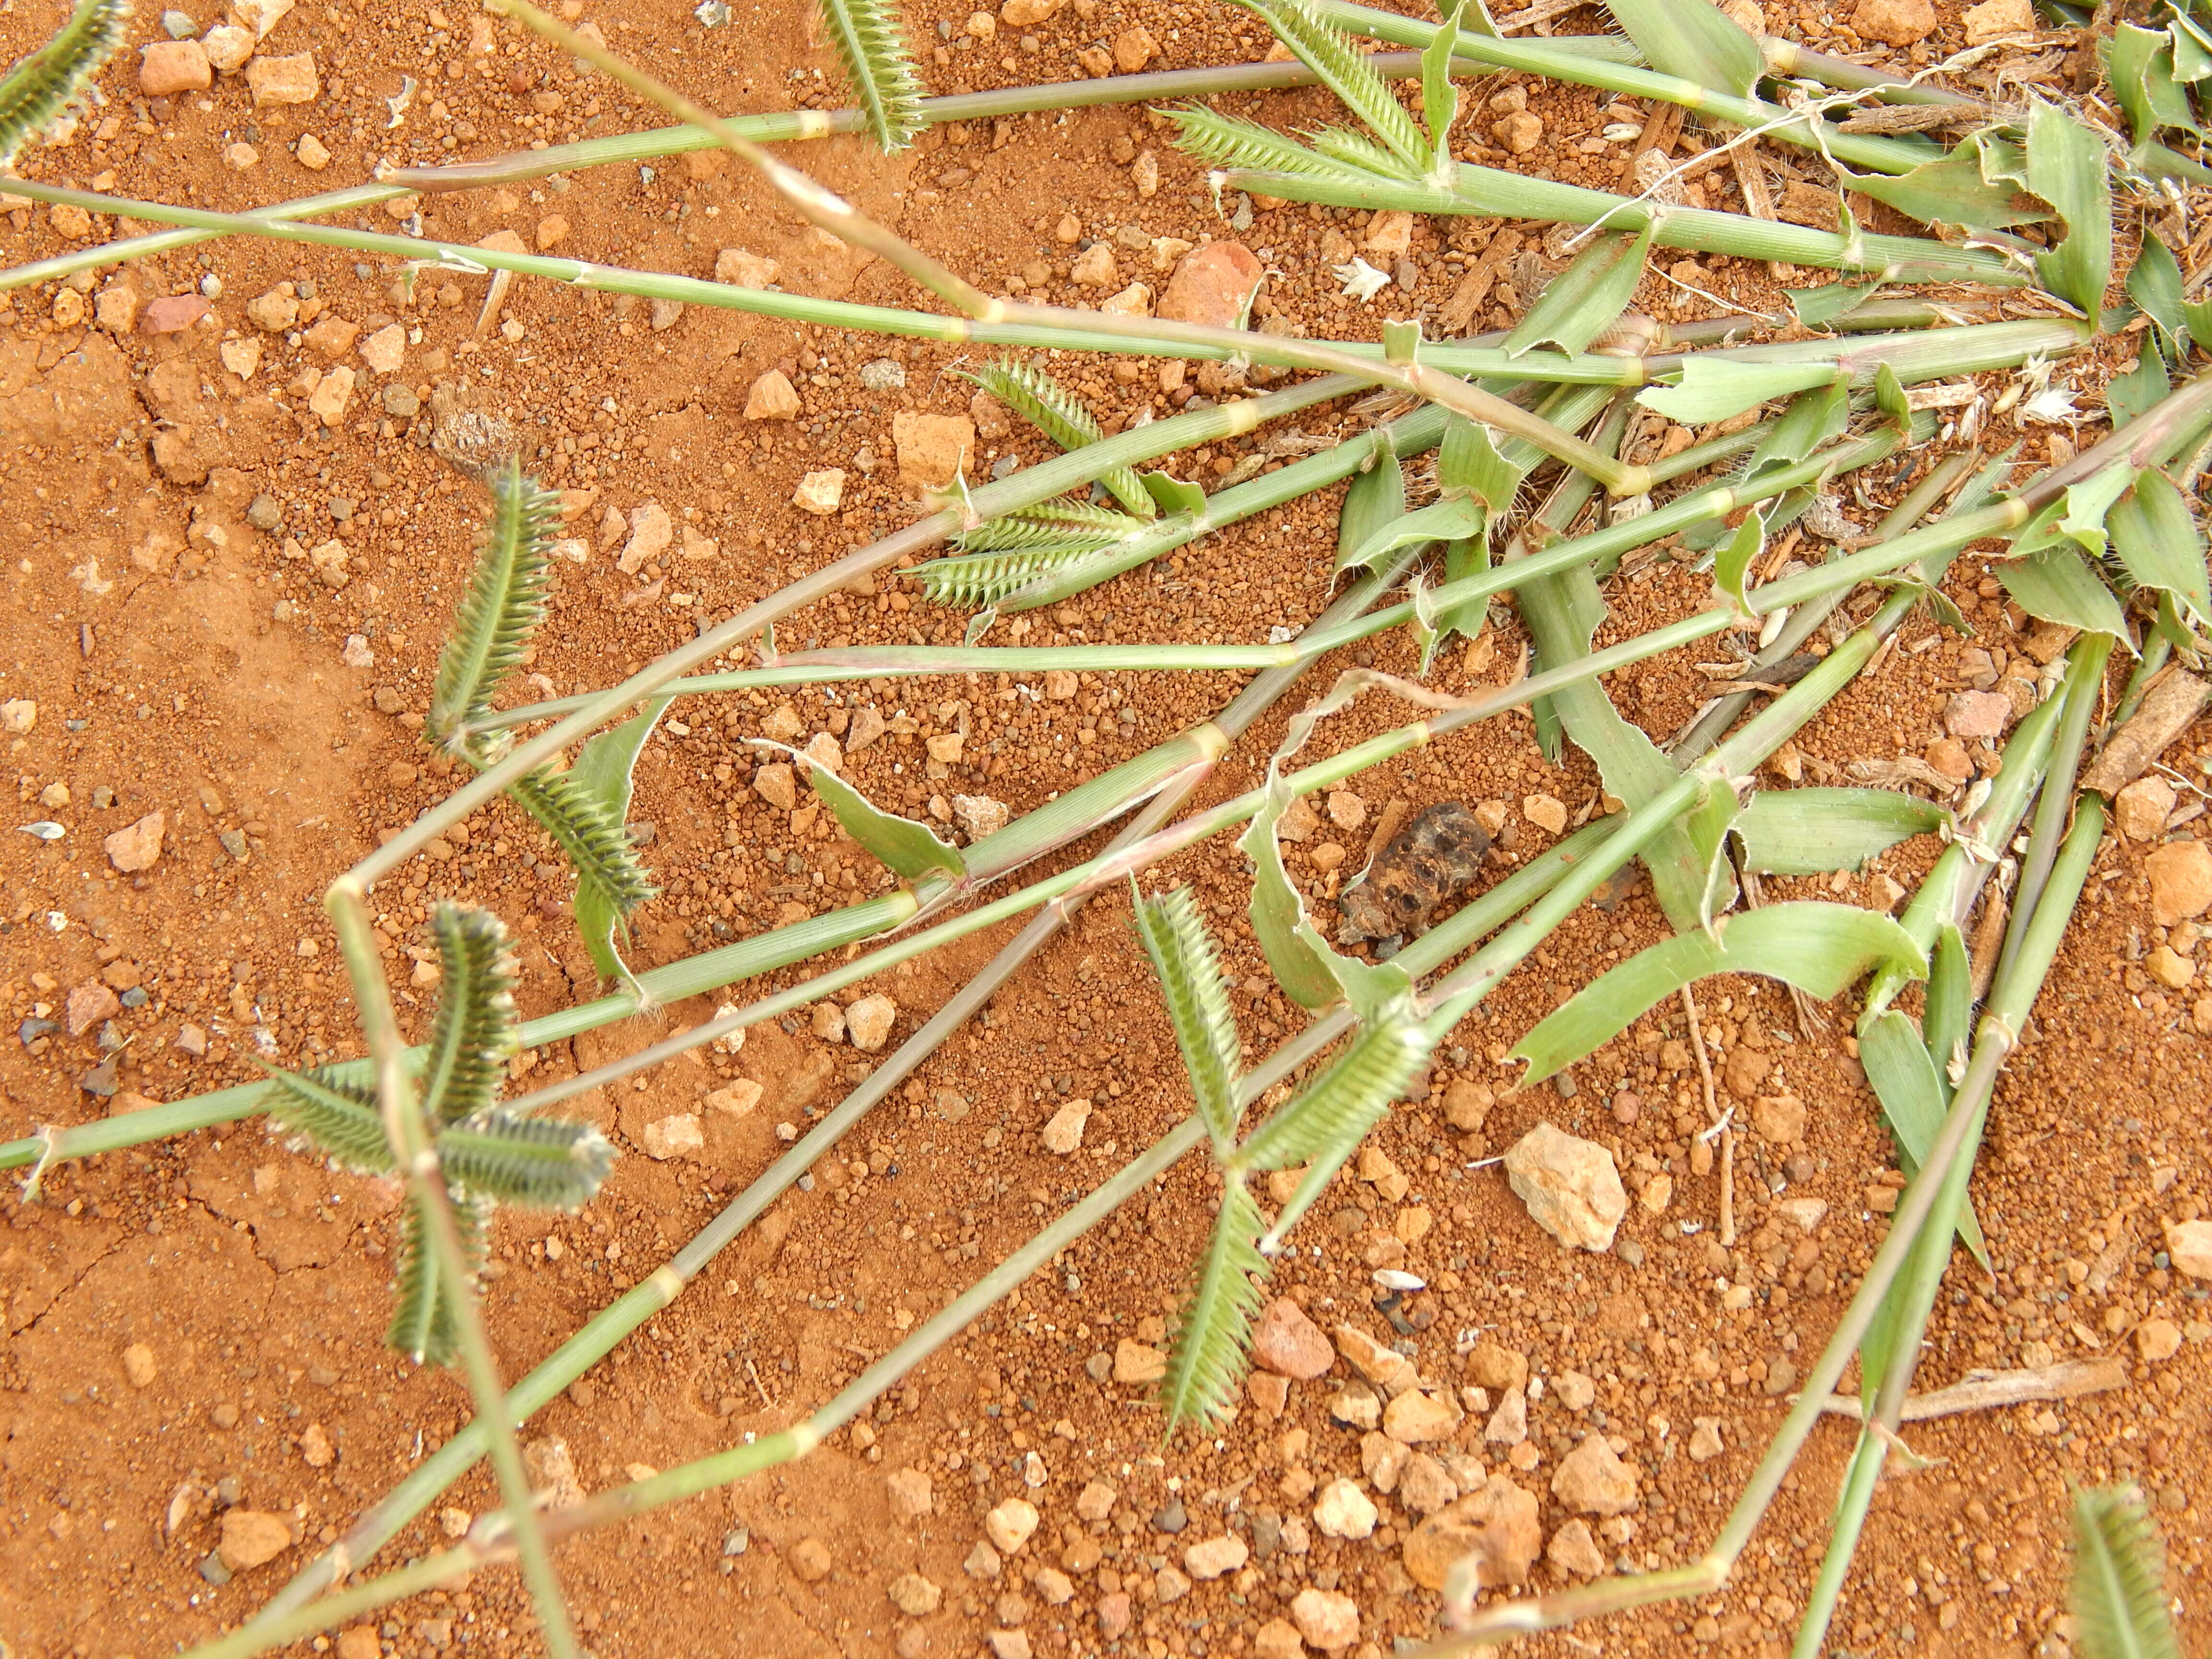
[803,752,967,882]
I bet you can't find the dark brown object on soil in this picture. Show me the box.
[1336,802,1492,944]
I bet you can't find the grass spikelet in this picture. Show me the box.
[1133,886,1244,1154]
[1235,0,1427,174]
[966,359,1158,517]
[817,0,925,151]
[1160,1181,1269,1431]
[388,1190,489,1366]
[2072,1485,2180,1659]
[506,764,660,919]
[0,0,128,170]
[419,903,519,1128]
[427,459,559,747]
[259,1064,395,1176]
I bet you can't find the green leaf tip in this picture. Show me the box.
[0,0,128,170]
[817,0,924,151]
[426,458,559,746]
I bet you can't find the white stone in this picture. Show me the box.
[1504,1121,1628,1251]
[984,1497,1038,1554]
[1312,1477,1378,1540]
[845,993,895,1052]
[359,323,406,375]
[1290,1588,1361,1653]
[793,469,846,515]
[1041,1097,1092,1154]
[638,1113,703,1160]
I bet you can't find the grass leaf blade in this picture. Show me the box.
[2107,470,2212,626]
[1735,787,1948,875]
[1512,903,1928,1082]
[1605,0,1761,96]
[802,754,966,881]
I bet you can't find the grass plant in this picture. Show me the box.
[0,0,2204,1647]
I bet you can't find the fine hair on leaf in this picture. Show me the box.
[506,762,660,919]
[816,0,924,151]
[1132,885,1244,1154]
[0,0,128,170]
[426,458,560,747]
[1160,1181,1269,1431]
[964,359,1158,517]
[2071,1485,2181,1659]
[419,902,520,1128]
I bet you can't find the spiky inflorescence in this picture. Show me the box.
[2071,1486,2180,1659]
[387,1189,490,1367]
[1235,0,1429,174]
[817,0,924,151]
[1233,1015,1430,1175]
[426,459,559,746]
[912,543,1118,610]
[260,1065,397,1176]
[438,1113,615,1210]
[0,0,127,170]
[1165,105,1370,179]
[965,360,1157,517]
[1132,887,1243,1155]
[1160,1182,1270,1432]
[952,498,1152,554]
[418,903,519,1129]
[506,763,660,918]
[1303,123,1419,179]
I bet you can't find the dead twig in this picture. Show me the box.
[1812,1357,2127,1422]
